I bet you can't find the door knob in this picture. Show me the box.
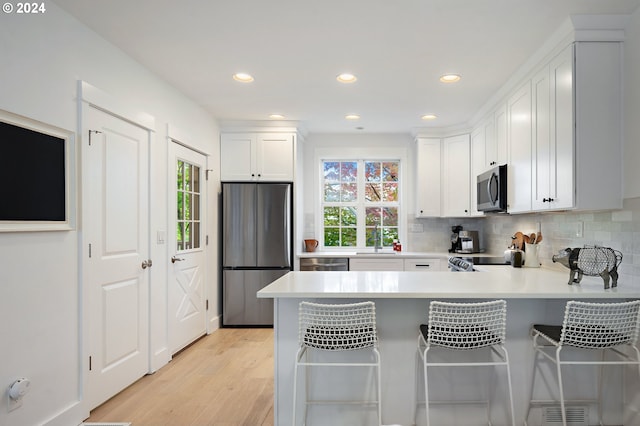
[171,256,185,264]
[141,259,153,269]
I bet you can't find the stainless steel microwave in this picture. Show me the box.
[477,164,507,212]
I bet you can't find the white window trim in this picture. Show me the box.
[314,147,407,251]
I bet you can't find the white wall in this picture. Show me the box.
[0,4,219,426]
[624,6,640,198]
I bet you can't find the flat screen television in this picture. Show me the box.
[0,109,73,231]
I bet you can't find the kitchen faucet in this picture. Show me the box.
[373,223,382,253]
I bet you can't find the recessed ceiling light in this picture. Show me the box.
[233,73,254,83]
[439,74,461,83]
[337,73,357,83]
[421,114,437,121]
[345,114,360,120]
[269,114,285,119]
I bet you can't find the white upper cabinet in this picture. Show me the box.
[493,104,508,167]
[415,138,441,217]
[507,81,533,213]
[221,133,295,181]
[470,126,486,217]
[442,134,471,217]
[532,44,574,211]
[520,42,621,213]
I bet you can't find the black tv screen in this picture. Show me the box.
[0,121,66,221]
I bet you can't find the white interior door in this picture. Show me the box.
[84,106,150,409]
[168,141,207,354]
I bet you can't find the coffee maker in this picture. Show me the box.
[449,225,463,253]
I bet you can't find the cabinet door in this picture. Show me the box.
[404,258,441,271]
[507,82,532,213]
[256,133,294,181]
[442,134,470,217]
[483,117,497,168]
[494,104,508,166]
[549,44,574,210]
[220,134,256,181]
[470,127,486,217]
[415,138,441,217]
[349,258,404,271]
[531,65,552,211]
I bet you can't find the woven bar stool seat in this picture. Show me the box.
[525,300,640,426]
[293,301,381,425]
[415,299,515,426]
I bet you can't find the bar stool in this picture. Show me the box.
[292,301,381,426]
[525,300,640,426]
[415,299,515,426]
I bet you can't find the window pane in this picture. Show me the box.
[324,161,340,181]
[324,183,340,202]
[184,164,191,191]
[382,207,398,226]
[382,183,398,201]
[341,227,357,246]
[177,192,183,220]
[341,183,357,202]
[341,162,357,182]
[324,227,339,247]
[324,207,339,226]
[340,207,357,226]
[383,227,398,245]
[192,221,200,249]
[192,194,200,220]
[184,193,191,220]
[177,222,184,250]
[365,207,381,226]
[365,227,381,247]
[365,161,381,182]
[177,161,184,190]
[185,222,191,249]
[193,165,200,192]
[382,162,399,181]
[365,183,382,202]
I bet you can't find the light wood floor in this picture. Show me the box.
[86,328,274,426]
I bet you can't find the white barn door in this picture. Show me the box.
[83,104,151,409]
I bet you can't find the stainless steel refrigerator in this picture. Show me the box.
[221,182,292,326]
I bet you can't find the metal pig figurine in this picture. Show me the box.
[552,246,623,289]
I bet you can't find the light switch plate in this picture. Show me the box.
[575,221,584,238]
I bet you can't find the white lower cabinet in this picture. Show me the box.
[349,258,404,271]
[404,258,442,271]
[348,257,442,271]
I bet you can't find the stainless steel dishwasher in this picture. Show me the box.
[300,257,349,271]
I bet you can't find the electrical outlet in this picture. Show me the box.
[575,221,584,238]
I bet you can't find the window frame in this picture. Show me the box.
[315,148,405,252]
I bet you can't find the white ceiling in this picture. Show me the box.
[53,0,640,134]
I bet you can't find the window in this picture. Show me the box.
[322,160,400,248]
[176,160,201,250]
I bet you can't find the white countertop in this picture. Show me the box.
[258,267,640,299]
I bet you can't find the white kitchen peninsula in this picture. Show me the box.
[258,268,640,426]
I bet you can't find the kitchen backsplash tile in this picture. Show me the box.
[408,197,639,286]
